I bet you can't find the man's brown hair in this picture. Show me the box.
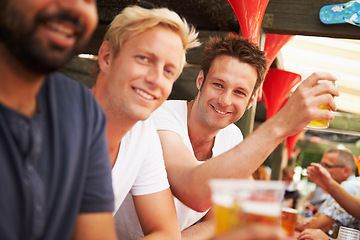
[201,34,268,98]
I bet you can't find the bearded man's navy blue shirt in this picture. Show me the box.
[0,72,114,240]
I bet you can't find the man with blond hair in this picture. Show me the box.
[91,5,199,239]
[93,4,297,240]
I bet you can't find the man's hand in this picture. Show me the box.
[274,72,339,138]
[295,216,316,232]
[307,163,333,191]
[295,213,334,233]
[297,229,329,240]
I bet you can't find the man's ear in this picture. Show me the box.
[343,166,351,175]
[98,41,112,74]
[246,92,257,110]
[196,70,204,90]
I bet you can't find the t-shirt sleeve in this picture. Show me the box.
[130,120,169,196]
[79,92,114,213]
[225,123,243,145]
[151,101,186,137]
[212,123,243,157]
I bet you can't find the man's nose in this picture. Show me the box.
[146,65,163,85]
[218,90,232,106]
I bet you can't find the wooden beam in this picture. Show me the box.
[96,0,239,31]
[84,0,360,55]
[263,0,360,39]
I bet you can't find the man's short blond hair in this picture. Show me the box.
[103,5,199,74]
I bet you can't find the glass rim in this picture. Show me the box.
[209,179,285,191]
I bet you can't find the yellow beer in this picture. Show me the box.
[304,74,338,129]
[210,179,285,235]
[307,104,331,128]
[214,202,281,235]
[281,208,298,236]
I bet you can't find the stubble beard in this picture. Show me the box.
[0,0,88,74]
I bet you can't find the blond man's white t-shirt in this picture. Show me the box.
[112,118,169,239]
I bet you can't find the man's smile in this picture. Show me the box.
[133,87,156,100]
[211,105,229,115]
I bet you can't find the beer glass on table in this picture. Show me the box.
[281,207,298,236]
[209,179,285,235]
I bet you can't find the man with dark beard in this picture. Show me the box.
[0,1,117,240]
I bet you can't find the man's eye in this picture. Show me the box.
[214,83,222,88]
[164,68,176,79]
[235,90,245,96]
[137,56,148,62]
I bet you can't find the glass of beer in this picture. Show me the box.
[281,207,298,236]
[300,70,339,129]
[209,179,285,235]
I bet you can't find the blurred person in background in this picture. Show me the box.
[282,166,301,209]
[296,149,360,234]
[307,151,360,221]
[305,185,329,217]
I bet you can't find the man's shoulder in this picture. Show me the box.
[322,177,360,210]
[151,100,188,132]
[42,72,105,132]
[47,72,85,88]
[341,176,360,192]
[223,123,241,131]
[45,72,98,109]
[122,118,160,152]
[45,72,90,94]
[157,100,187,113]
[213,123,243,155]
[129,118,157,136]
[219,123,242,137]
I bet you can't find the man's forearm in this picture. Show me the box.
[183,116,287,211]
[142,231,181,240]
[326,179,360,220]
[181,219,215,240]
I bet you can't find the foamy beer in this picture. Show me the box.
[209,180,285,235]
[281,207,298,236]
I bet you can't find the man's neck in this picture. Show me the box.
[340,174,355,183]
[187,100,217,161]
[0,46,45,117]
[92,84,138,167]
[106,117,135,167]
